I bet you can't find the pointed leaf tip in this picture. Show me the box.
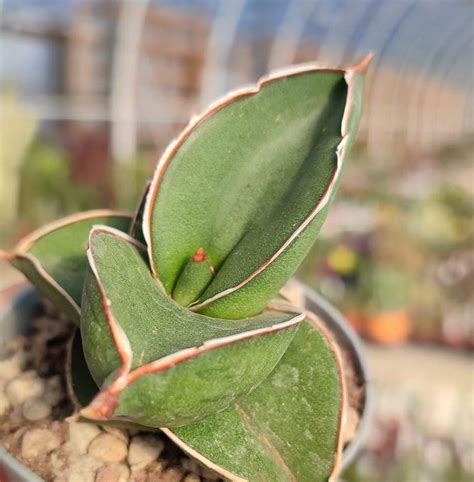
[145,65,367,319]
[4,210,133,325]
[351,52,374,74]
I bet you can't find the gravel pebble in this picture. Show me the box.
[102,425,129,444]
[88,433,128,464]
[128,434,164,472]
[161,467,185,482]
[65,454,102,482]
[5,370,45,406]
[184,474,201,482]
[21,428,62,459]
[0,392,10,416]
[145,460,166,480]
[180,458,201,474]
[43,375,65,406]
[96,463,130,482]
[68,421,102,454]
[200,467,220,481]
[22,397,52,421]
[130,470,147,482]
[50,445,69,474]
[0,352,25,382]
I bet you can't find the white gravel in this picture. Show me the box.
[128,435,164,472]
[22,397,52,421]
[5,370,45,406]
[88,433,128,464]
[21,428,62,459]
[68,421,102,455]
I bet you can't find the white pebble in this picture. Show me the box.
[65,454,102,482]
[184,474,201,482]
[162,467,185,482]
[102,425,129,444]
[5,370,45,406]
[43,375,65,406]
[68,421,102,455]
[200,467,220,481]
[22,397,52,421]
[0,392,10,416]
[21,428,61,459]
[96,463,130,482]
[88,433,128,463]
[128,434,164,472]
[0,351,25,382]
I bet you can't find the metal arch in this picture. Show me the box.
[385,17,428,152]
[110,0,150,163]
[315,3,364,66]
[340,0,383,65]
[388,13,468,151]
[199,0,247,108]
[372,0,417,69]
[414,16,472,149]
[267,0,315,71]
[365,1,417,154]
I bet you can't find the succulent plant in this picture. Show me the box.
[3,55,371,481]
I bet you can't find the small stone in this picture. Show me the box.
[68,421,102,454]
[184,474,201,482]
[200,467,220,481]
[0,351,25,381]
[5,370,45,406]
[130,470,147,482]
[21,428,61,459]
[66,454,102,482]
[5,336,27,353]
[88,433,128,464]
[161,467,185,482]
[22,397,52,421]
[180,458,201,474]
[43,375,65,406]
[50,445,69,474]
[146,460,166,480]
[128,434,164,471]
[96,463,130,482]
[102,425,129,444]
[0,392,10,416]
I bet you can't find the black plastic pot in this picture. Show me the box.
[0,284,372,481]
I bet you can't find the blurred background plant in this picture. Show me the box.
[0,1,473,480]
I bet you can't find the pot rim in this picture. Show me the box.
[0,284,372,480]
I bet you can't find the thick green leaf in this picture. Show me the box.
[80,227,303,427]
[167,316,345,482]
[4,211,132,324]
[129,180,150,246]
[67,329,99,407]
[145,59,368,318]
[172,248,215,306]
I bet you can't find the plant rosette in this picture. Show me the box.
[2,55,372,482]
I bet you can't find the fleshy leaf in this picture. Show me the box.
[80,227,303,427]
[67,329,99,407]
[2,211,132,324]
[172,248,215,306]
[165,313,346,482]
[129,180,150,246]
[144,56,370,318]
